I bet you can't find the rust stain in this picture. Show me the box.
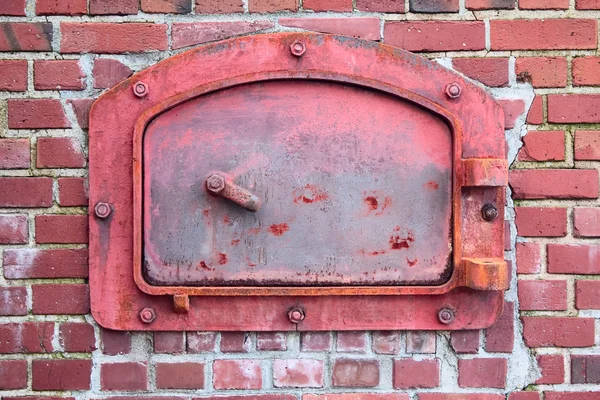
[269,223,289,236]
[248,227,261,235]
[364,196,378,210]
[407,258,418,267]
[201,209,209,217]
[223,214,231,224]
[231,239,240,245]
[198,261,213,271]
[294,184,329,204]
[219,252,228,265]
[425,180,439,190]
[389,227,415,250]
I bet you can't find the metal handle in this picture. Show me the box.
[206,174,262,212]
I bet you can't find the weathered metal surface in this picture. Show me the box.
[89,33,507,331]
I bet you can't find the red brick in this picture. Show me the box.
[527,95,544,125]
[36,0,87,15]
[548,244,600,274]
[574,208,600,237]
[548,94,600,123]
[372,331,401,354]
[466,0,514,9]
[273,359,324,388]
[519,280,568,311]
[154,332,185,353]
[141,0,191,13]
[509,393,541,400]
[0,0,26,15]
[303,0,352,11]
[4,248,88,279]
[257,332,287,351]
[68,98,94,129]
[195,0,243,13]
[33,359,91,390]
[101,362,148,391]
[420,396,504,400]
[90,0,138,14]
[32,283,89,314]
[0,214,28,244]
[249,0,298,12]
[516,57,567,88]
[393,359,440,389]
[221,332,250,353]
[34,60,84,90]
[61,23,168,53]
[413,0,458,12]
[536,354,564,384]
[172,21,274,49]
[35,215,88,244]
[577,0,600,8]
[520,0,568,8]
[0,60,27,92]
[280,18,380,40]
[516,242,541,274]
[515,207,566,237]
[213,359,262,389]
[453,58,509,87]
[384,21,485,52]
[499,99,526,129]
[187,331,216,353]
[301,332,331,351]
[491,19,597,50]
[0,322,54,353]
[572,355,600,383]
[356,0,405,12]
[575,131,600,160]
[332,359,379,387]
[304,396,408,400]
[0,360,27,389]
[485,302,514,353]
[450,330,479,354]
[576,280,600,309]
[0,22,53,51]
[458,358,507,388]
[8,99,69,129]
[0,177,53,208]
[0,139,29,169]
[93,58,133,89]
[0,287,27,316]
[406,331,435,353]
[337,331,367,353]
[518,131,565,161]
[523,317,595,347]
[59,322,96,352]
[101,329,131,355]
[573,56,600,86]
[546,393,600,400]
[156,362,205,389]
[57,177,87,207]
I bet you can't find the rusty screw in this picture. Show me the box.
[482,204,499,222]
[139,307,156,324]
[445,83,462,99]
[288,307,305,323]
[290,41,307,57]
[94,202,112,219]
[206,174,226,193]
[438,307,455,325]
[133,82,149,98]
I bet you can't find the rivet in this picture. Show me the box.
[139,307,156,324]
[206,174,226,193]
[288,307,305,323]
[445,83,462,99]
[481,204,499,222]
[133,81,149,98]
[94,202,112,219]
[290,41,307,57]
[438,307,455,324]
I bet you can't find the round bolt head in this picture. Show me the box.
[133,82,149,98]
[288,307,305,323]
[445,83,462,99]
[438,307,455,324]
[94,202,112,219]
[206,174,226,193]
[290,41,307,57]
[139,307,156,323]
[481,204,499,221]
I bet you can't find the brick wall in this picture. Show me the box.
[0,0,599,399]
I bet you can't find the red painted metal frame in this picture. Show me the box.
[89,33,508,331]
